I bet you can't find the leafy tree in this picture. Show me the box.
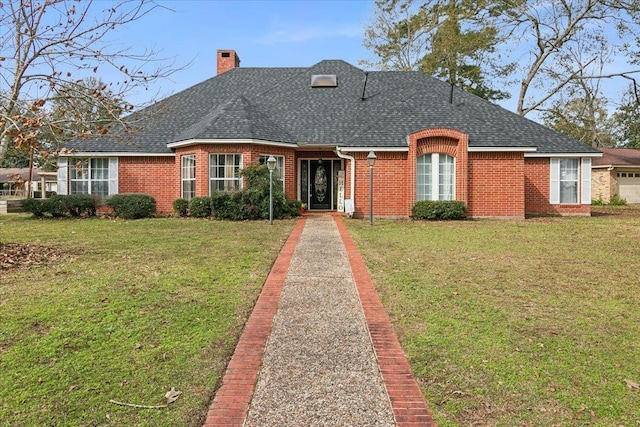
[542,96,616,148]
[613,85,640,148]
[0,0,181,165]
[362,0,511,101]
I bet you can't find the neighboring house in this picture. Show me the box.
[592,147,640,204]
[1,168,58,197]
[58,50,601,218]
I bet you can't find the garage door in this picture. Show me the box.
[617,172,640,203]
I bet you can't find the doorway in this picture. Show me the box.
[300,159,342,210]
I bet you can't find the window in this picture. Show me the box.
[417,153,455,201]
[181,154,196,200]
[259,154,285,188]
[210,154,242,192]
[550,158,591,205]
[70,158,109,198]
[559,159,578,203]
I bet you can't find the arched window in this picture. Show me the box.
[417,153,455,201]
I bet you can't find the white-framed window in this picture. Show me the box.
[210,153,242,192]
[70,157,110,198]
[181,154,196,200]
[259,154,285,189]
[550,158,591,205]
[417,153,455,201]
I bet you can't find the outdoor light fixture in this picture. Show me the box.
[267,156,277,225]
[367,151,376,225]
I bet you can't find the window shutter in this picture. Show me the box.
[581,158,591,204]
[550,158,560,204]
[57,157,68,195]
[108,158,118,195]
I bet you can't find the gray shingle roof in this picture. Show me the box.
[64,60,599,155]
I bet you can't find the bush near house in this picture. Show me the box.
[172,198,189,217]
[189,196,212,218]
[174,164,301,221]
[21,194,97,218]
[105,193,156,219]
[412,200,467,220]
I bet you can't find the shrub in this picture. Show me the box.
[21,198,47,217]
[286,199,303,216]
[64,194,97,217]
[189,197,212,218]
[609,194,627,206]
[173,198,189,217]
[21,194,97,218]
[591,197,606,206]
[106,193,156,219]
[412,200,467,220]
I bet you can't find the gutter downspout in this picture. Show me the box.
[335,147,355,214]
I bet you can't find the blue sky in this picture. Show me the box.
[107,0,630,117]
[117,0,375,105]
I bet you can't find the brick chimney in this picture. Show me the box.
[217,50,240,75]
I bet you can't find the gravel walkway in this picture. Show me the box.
[244,216,395,426]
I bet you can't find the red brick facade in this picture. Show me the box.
[64,129,594,218]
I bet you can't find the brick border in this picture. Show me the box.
[203,218,306,426]
[335,216,435,427]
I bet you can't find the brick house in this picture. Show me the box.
[58,50,601,218]
[592,147,640,204]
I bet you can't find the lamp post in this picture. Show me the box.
[267,156,277,225]
[367,151,376,226]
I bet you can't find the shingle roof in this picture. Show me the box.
[593,147,640,166]
[64,59,600,155]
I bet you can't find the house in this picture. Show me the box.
[57,50,601,218]
[592,147,640,204]
[1,168,58,198]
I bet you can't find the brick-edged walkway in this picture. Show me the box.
[203,215,435,426]
[202,218,306,426]
[335,216,435,427]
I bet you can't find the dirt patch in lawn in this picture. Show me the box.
[0,242,69,270]
[591,205,640,218]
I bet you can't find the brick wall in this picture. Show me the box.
[119,156,177,213]
[524,158,591,216]
[351,151,409,217]
[468,152,525,218]
[115,142,592,218]
[591,168,614,202]
[175,144,298,200]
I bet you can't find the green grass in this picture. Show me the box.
[346,215,640,426]
[0,215,295,426]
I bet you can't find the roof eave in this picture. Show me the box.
[525,152,603,158]
[167,138,298,149]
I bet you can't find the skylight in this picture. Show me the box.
[311,74,338,88]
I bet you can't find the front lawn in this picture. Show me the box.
[0,215,295,426]
[347,212,640,426]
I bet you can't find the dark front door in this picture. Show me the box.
[310,160,331,210]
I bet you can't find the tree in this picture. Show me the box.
[542,95,616,148]
[0,0,180,165]
[362,0,511,101]
[501,0,640,116]
[613,84,640,148]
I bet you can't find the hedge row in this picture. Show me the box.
[174,192,301,220]
[412,200,467,220]
[22,193,157,220]
[22,194,97,218]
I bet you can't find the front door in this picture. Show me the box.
[310,160,331,210]
[300,159,342,210]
